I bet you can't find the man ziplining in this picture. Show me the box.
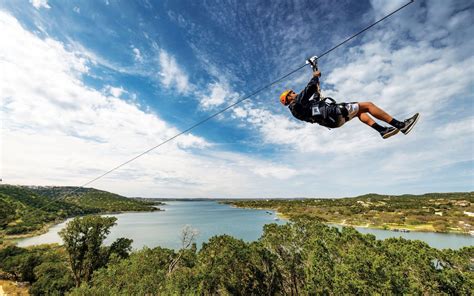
[279,57,419,139]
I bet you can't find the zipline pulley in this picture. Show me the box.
[306,56,319,72]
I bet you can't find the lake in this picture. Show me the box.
[17,200,474,250]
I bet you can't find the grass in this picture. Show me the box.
[0,280,30,296]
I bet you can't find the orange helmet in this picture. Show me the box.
[279,89,293,106]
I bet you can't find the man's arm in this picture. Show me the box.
[295,71,322,105]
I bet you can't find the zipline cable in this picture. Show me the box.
[48,0,415,199]
[77,64,307,190]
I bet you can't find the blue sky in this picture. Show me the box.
[1,0,473,198]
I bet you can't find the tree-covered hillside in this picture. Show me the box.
[0,185,158,236]
[29,186,158,212]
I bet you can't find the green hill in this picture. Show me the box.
[227,192,474,234]
[29,186,158,212]
[0,185,158,236]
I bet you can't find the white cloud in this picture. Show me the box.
[369,0,407,17]
[0,11,307,198]
[0,11,205,189]
[106,85,126,97]
[253,165,298,180]
[73,6,80,14]
[436,117,474,139]
[232,106,248,118]
[199,80,239,110]
[132,47,143,62]
[29,0,50,9]
[157,50,190,94]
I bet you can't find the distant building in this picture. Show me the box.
[455,201,470,207]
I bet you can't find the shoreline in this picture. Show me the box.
[3,208,162,243]
[230,205,472,236]
[226,204,291,220]
[327,220,468,235]
[3,219,66,240]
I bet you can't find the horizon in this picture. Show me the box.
[2,183,472,201]
[1,0,473,198]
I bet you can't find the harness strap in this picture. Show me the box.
[338,103,350,122]
[322,97,350,122]
[322,97,336,104]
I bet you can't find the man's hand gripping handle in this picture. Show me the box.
[306,56,320,77]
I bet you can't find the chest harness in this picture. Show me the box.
[289,57,350,128]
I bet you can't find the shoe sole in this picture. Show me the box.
[382,128,400,139]
[402,113,420,135]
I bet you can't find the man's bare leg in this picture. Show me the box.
[357,108,399,139]
[358,113,376,127]
[356,102,419,137]
[357,102,393,124]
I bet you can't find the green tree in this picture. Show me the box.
[108,237,133,259]
[30,260,74,296]
[59,215,117,287]
[259,220,311,295]
[197,234,266,295]
[247,241,284,295]
[0,245,40,282]
[69,247,175,295]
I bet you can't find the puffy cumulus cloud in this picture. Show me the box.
[157,50,191,94]
[198,80,240,110]
[29,0,50,9]
[0,11,205,188]
[324,41,473,119]
[0,11,306,198]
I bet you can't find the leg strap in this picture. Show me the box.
[338,103,350,122]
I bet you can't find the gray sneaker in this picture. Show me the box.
[400,113,420,135]
[380,127,399,139]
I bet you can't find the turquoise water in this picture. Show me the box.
[17,201,474,250]
[17,201,285,250]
